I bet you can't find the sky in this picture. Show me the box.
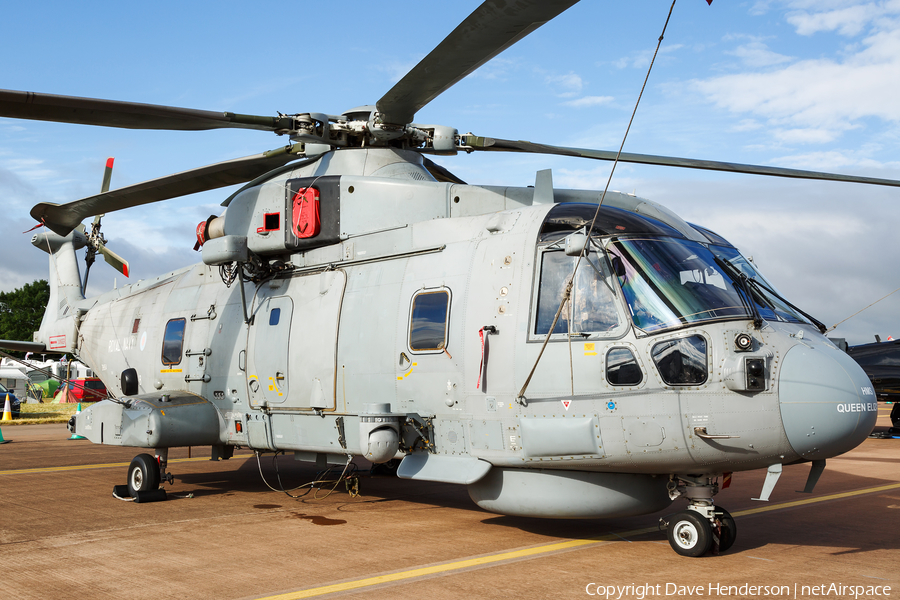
[1,0,898,346]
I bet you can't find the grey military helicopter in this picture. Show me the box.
[0,0,894,557]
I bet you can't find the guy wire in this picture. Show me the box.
[517,0,679,402]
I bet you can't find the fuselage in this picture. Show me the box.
[63,149,876,477]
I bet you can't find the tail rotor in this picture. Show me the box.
[82,158,130,291]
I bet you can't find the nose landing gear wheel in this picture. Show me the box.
[127,453,161,496]
[666,510,712,557]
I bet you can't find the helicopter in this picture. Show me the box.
[0,0,895,558]
[844,338,900,434]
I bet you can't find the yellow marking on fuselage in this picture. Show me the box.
[397,362,418,381]
[268,376,284,396]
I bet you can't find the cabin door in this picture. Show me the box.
[283,270,345,410]
[247,295,293,408]
[246,271,345,411]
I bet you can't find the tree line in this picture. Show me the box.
[0,280,50,351]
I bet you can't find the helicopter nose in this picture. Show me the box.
[778,342,878,460]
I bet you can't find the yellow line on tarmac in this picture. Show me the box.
[732,481,900,517]
[0,454,251,476]
[257,536,624,600]
[257,481,900,600]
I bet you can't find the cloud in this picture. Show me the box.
[772,127,845,144]
[611,44,684,71]
[0,217,57,292]
[545,72,583,95]
[563,96,615,109]
[692,27,900,144]
[380,55,425,84]
[639,175,900,344]
[82,236,199,297]
[731,119,764,132]
[785,2,894,36]
[728,40,794,67]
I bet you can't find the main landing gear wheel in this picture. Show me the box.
[127,453,161,496]
[666,511,712,557]
[714,507,737,553]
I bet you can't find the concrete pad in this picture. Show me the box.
[0,407,897,599]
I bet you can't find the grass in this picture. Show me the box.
[3,402,92,426]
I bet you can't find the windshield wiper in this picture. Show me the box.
[714,256,763,329]
[744,277,827,334]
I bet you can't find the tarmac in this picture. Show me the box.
[0,406,897,600]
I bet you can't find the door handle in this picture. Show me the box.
[694,426,740,440]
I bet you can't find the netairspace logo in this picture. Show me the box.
[584,582,892,599]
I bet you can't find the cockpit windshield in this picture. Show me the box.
[607,237,811,333]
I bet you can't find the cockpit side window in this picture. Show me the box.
[606,347,643,386]
[652,335,708,385]
[161,318,186,365]
[534,250,624,338]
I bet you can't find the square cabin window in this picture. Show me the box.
[409,289,451,352]
[161,318,186,365]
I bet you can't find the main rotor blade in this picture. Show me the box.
[464,135,900,189]
[376,0,579,125]
[0,89,292,132]
[31,145,307,236]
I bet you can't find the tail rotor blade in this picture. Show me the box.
[99,245,129,278]
[100,157,114,194]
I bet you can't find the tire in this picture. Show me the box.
[666,510,712,557]
[714,507,737,553]
[127,453,161,496]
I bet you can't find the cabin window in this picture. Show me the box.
[161,318,187,365]
[409,289,451,352]
[651,335,708,386]
[269,307,281,326]
[606,347,643,386]
[534,250,623,337]
[132,318,141,334]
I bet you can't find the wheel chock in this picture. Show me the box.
[132,488,168,503]
[112,484,168,503]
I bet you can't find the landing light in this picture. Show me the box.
[734,332,753,352]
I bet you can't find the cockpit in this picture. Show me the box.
[535,203,818,337]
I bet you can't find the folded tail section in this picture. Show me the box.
[30,229,87,354]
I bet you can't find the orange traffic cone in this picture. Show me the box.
[69,402,85,440]
[2,394,12,421]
